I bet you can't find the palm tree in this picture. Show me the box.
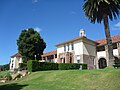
[83,0,120,66]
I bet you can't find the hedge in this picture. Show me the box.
[27,60,58,72]
[38,62,58,71]
[59,63,87,70]
[0,64,9,71]
[27,60,87,72]
[19,63,27,70]
[27,60,39,72]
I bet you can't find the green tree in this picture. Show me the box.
[83,0,120,66]
[17,28,46,60]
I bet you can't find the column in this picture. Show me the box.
[117,42,120,58]
[105,45,114,66]
[65,52,69,63]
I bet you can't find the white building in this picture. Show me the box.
[10,30,120,69]
[10,53,22,70]
[56,30,120,69]
[41,50,57,63]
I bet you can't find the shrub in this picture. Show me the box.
[39,62,58,71]
[1,64,9,71]
[19,63,27,70]
[0,75,3,78]
[82,64,88,69]
[59,63,87,70]
[27,60,58,72]
[59,63,80,70]
[5,73,12,80]
[27,60,37,72]
[27,60,87,72]
[16,74,22,79]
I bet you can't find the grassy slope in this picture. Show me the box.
[0,71,9,77]
[0,68,120,90]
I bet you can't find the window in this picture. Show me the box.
[76,55,80,63]
[77,60,80,63]
[67,44,69,51]
[55,54,57,58]
[64,45,66,51]
[12,64,13,68]
[71,43,74,50]
[77,55,80,60]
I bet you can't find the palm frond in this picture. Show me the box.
[83,0,120,23]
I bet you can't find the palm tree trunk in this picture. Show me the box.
[103,14,114,66]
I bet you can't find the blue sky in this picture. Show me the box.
[0,0,120,65]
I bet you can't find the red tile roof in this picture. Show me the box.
[56,36,96,46]
[11,53,22,58]
[41,50,57,57]
[56,34,120,46]
[95,34,120,45]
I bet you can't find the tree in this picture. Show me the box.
[83,0,120,66]
[1,64,9,71]
[17,28,46,60]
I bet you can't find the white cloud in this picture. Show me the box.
[115,22,120,27]
[112,21,120,30]
[32,0,38,3]
[71,11,77,15]
[34,27,42,32]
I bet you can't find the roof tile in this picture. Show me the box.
[95,34,120,45]
[11,53,22,58]
[41,50,57,57]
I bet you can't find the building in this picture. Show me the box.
[56,30,120,69]
[10,53,22,71]
[10,30,120,69]
[41,50,57,63]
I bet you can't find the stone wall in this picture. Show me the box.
[82,54,95,69]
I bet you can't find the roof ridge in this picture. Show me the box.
[95,34,120,41]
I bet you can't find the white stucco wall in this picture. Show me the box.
[10,58,14,70]
[97,51,106,59]
[74,41,83,55]
[57,40,83,55]
[54,58,57,63]
[56,39,97,64]
[10,57,22,70]
[97,49,119,60]
[113,49,119,56]
[83,42,96,56]
[57,45,64,58]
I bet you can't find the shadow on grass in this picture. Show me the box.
[0,83,28,90]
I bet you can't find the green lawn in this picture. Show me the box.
[0,68,120,90]
[0,71,9,78]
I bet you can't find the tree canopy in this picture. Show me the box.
[83,0,120,23]
[83,0,120,66]
[17,28,46,60]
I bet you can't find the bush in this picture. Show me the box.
[19,63,27,70]
[39,62,58,71]
[59,63,87,70]
[0,75,3,78]
[16,74,22,79]
[1,64,9,71]
[27,60,87,72]
[59,63,80,70]
[27,60,58,72]
[27,60,36,72]
[5,73,12,80]
[82,64,88,69]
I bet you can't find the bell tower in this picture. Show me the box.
[79,29,86,37]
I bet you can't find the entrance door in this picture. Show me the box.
[98,58,107,69]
